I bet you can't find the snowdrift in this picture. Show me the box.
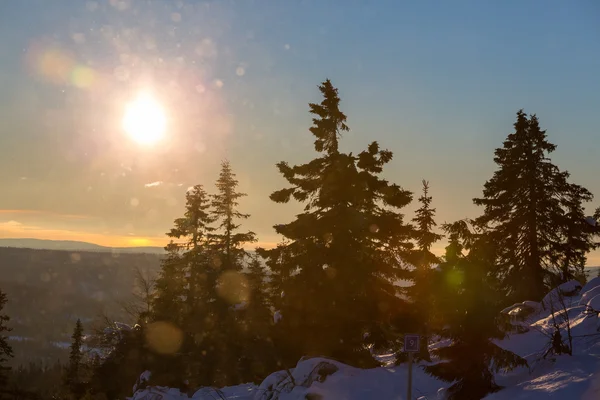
[131,281,600,400]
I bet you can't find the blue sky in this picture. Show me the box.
[0,1,599,260]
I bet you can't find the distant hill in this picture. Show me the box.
[0,246,162,365]
[586,266,600,279]
[0,238,165,254]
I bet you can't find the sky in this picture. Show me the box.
[0,1,600,261]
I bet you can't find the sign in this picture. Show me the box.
[404,334,420,400]
[404,334,420,353]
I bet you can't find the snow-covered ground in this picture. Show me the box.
[131,281,600,400]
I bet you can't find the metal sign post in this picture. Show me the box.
[404,334,420,400]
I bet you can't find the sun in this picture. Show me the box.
[122,92,166,145]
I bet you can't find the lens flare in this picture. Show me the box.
[71,66,96,88]
[145,321,183,355]
[27,43,99,89]
[217,270,249,305]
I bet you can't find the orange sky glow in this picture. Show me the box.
[0,209,278,249]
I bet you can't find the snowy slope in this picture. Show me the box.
[131,281,600,400]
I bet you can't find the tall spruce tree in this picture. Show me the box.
[170,185,216,353]
[411,181,442,271]
[261,79,414,367]
[154,185,215,324]
[151,171,259,387]
[210,160,257,271]
[406,180,442,361]
[207,160,257,385]
[0,289,13,394]
[425,221,527,400]
[65,319,86,400]
[474,110,594,302]
[151,185,215,387]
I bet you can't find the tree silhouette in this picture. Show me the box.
[0,289,13,396]
[210,160,256,269]
[406,180,442,361]
[206,161,257,385]
[238,257,277,382]
[474,110,595,302]
[151,185,215,387]
[262,79,414,367]
[64,319,86,400]
[425,222,527,400]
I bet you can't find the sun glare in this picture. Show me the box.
[122,92,166,145]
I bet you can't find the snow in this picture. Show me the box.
[587,295,600,313]
[501,300,541,323]
[133,371,152,394]
[133,384,256,400]
[580,286,600,306]
[132,387,188,400]
[131,282,600,400]
[7,336,31,342]
[115,321,133,331]
[501,303,521,315]
[523,300,541,309]
[586,216,597,226]
[582,277,600,294]
[542,280,582,310]
[192,385,255,399]
[104,321,134,337]
[486,356,600,400]
[558,280,582,295]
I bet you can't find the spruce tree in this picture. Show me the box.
[90,324,149,400]
[151,172,258,387]
[406,180,442,361]
[154,185,215,326]
[262,79,414,367]
[65,319,85,400]
[151,185,215,387]
[411,181,442,272]
[170,184,215,250]
[244,258,272,336]
[239,257,277,382]
[210,160,257,271]
[0,289,13,393]
[207,160,257,385]
[170,185,216,352]
[554,185,596,284]
[149,241,187,388]
[425,222,527,400]
[474,110,594,302]
[152,244,186,328]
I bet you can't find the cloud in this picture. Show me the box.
[144,181,163,188]
[4,220,22,227]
